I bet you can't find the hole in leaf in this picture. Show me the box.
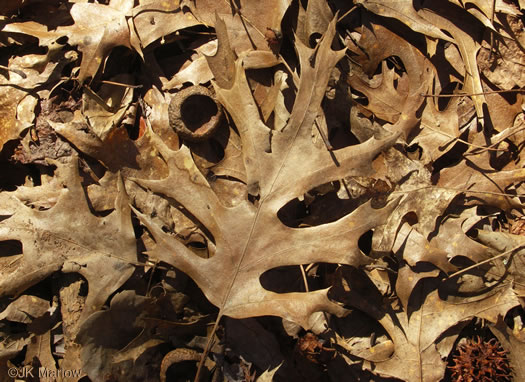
[350,88,369,106]
[260,264,332,293]
[0,240,23,257]
[358,230,373,256]
[278,182,366,228]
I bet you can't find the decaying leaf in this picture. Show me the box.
[335,270,520,382]
[1,1,525,381]
[0,158,136,320]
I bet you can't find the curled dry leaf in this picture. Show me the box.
[337,272,520,382]
[2,1,525,381]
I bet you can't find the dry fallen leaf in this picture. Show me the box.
[56,0,135,83]
[133,18,400,328]
[0,158,137,321]
[1,1,525,381]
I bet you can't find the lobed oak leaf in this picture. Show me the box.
[132,17,401,328]
[347,21,432,141]
[24,331,59,380]
[56,0,134,83]
[0,158,137,321]
[374,284,519,382]
[336,271,520,382]
[355,0,455,42]
[0,52,76,151]
[130,0,199,50]
[423,2,488,123]
[449,0,522,29]
[294,0,334,46]
[437,151,525,211]
[180,0,290,55]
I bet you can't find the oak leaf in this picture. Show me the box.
[336,270,520,382]
[132,18,400,328]
[56,0,134,83]
[0,158,137,321]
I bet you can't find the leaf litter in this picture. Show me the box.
[1,0,525,381]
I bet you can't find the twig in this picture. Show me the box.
[422,88,525,97]
[486,126,525,149]
[447,245,525,279]
[422,123,504,152]
[194,317,220,382]
[145,259,158,297]
[489,0,496,60]
[314,118,333,151]
[0,64,27,79]
[99,80,143,88]
[337,6,357,23]
[391,186,524,199]
[300,264,310,292]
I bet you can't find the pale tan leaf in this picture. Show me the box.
[81,74,134,141]
[339,275,520,382]
[0,158,136,320]
[56,2,134,83]
[0,295,50,323]
[355,0,455,41]
[130,1,199,49]
[181,0,291,54]
[256,363,282,382]
[133,17,401,327]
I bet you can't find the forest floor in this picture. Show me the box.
[1,1,525,381]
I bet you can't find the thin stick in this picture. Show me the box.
[99,80,143,88]
[0,64,26,79]
[314,118,333,151]
[337,6,357,23]
[486,126,525,149]
[489,0,496,60]
[422,123,503,152]
[391,186,524,199]
[300,264,310,292]
[465,126,525,155]
[447,245,525,279]
[145,260,158,297]
[422,88,525,97]
[194,317,219,382]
